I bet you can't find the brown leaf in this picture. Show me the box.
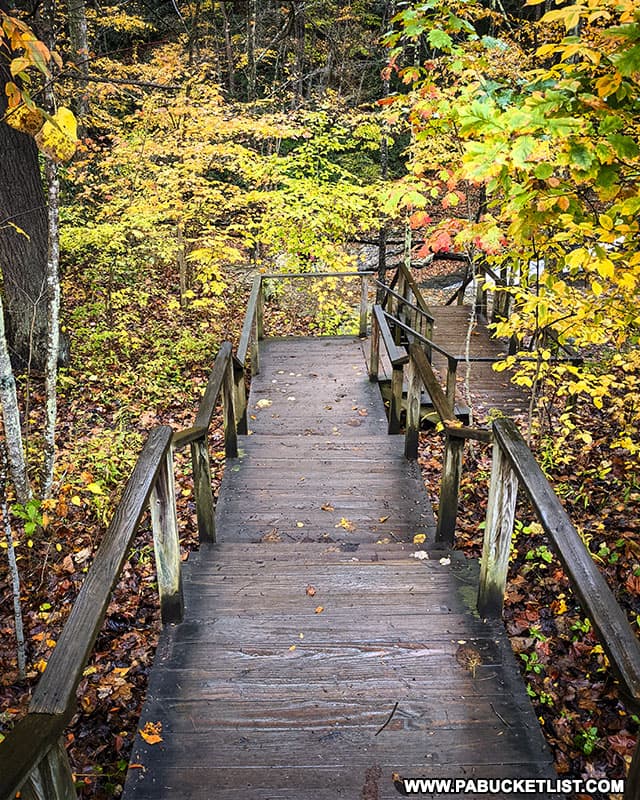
[321,503,334,512]
[306,585,317,597]
[455,644,482,677]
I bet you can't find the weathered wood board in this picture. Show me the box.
[123,337,559,799]
[124,544,560,800]
[215,337,436,544]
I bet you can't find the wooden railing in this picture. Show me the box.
[0,267,374,800]
[375,267,640,798]
[0,340,240,800]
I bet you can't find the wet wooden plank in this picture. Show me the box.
[124,338,558,800]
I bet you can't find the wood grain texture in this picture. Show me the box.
[30,426,173,716]
[121,340,558,799]
[124,541,559,800]
[493,417,640,705]
[216,337,435,544]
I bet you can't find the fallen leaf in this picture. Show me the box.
[413,533,426,545]
[337,517,356,532]
[439,557,451,565]
[289,645,296,651]
[306,585,317,596]
[379,515,389,523]
[455,644,482,678]
[296,521,305,528]
[315,606,324,614]
[140,721,163,745]
[255,399,272,409]
[321,503,335,512]
[358,408,369,417]
[411,551,429,560]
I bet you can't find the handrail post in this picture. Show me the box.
[233,360,248,435]
[19,738,76,800]
[625,741,640,800]
[404,354,420,459]
[388,364,403,434]
[369,311,380,381]
[446,357,458,407]
[223,360,238,458]
[359,273,369,337]
[150,447,184,624]
[256,277,264,341]
[477,437,518,617]
[191,435,215,543]
[435,435,464,545]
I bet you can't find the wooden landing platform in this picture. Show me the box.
[124,544,560,800]
[216,336,435,544]
[123,336,559,799]
[430,307,529,420]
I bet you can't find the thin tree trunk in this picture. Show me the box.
[67,0,90,129]
[247,0,257,101]
[41,154,60,499]
[1,443,26,679]
[0,295,31,504]
[220,1,236,97]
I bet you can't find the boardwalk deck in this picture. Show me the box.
[374,306,528,421]
[124,336,559,799]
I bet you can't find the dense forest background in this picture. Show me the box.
[1,0,640,796]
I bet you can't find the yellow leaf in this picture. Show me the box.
[34,107,77,163]
[315,606,324,614]
[140,721,163,745]
[35,659,47,673]
[413,533,427,544]
[4,102,45,136]
[86,482,104,495]
[71,496,82,506]
[336,517,356,532]
[596,258,615,279]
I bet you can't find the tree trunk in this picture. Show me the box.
[219,1,236,98]
[0,83,49,371]
[0,294,31,503]
[67,0,90,131]
[247,0,257,101]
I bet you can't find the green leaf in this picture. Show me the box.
[511,135,536,168]
[607,134,639,160]
[534,163,554,179]
[427,29,453,51]
[612,44,640,77]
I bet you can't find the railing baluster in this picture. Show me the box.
[369,311,380,381]
[389,364,403,435]
[404,356,420,459]
[477,440,518,617]
[359,273,369,337]
[150,447,184,624]
[223,359,238,458]
[446,357,457,407]
[19,739,76,800]
[435,435,465,546]
[191,435,215,543]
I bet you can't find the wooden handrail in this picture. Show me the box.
[480,417,640,705]
[194,341,233,430]
[30,426,174,716]
[397,260,433,317]
[372,305,408,367]
[373,280,435,325]
[262,270,374,279]
[237,276,263,366]
[0,714,69,800]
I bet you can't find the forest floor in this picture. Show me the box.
[1,265,638,799]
